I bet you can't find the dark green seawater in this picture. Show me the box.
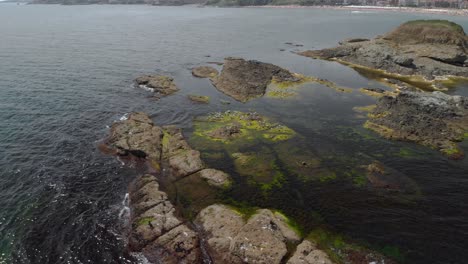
[1,4,468,264]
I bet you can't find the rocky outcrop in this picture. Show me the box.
[287,240,334,264]
[102,113,238,262]
[103,112,163,164]
[195,204,302,264]
[299,20,468,85]
[192,66,218,78]
[209,57,305,102]
[128,174,203,263]
[364,91,468,159]
[135,75,179,97]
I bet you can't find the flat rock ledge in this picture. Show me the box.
[208,57,305,102]
[135,75,179,97]
[192,66,219,78]
[103,112,231,185]
[299,20,468,83]
[128,174,202,263]
[364,91,468,159]
[195,204,334,264]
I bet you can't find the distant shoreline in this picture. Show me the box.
[246,5,468,16]
[6,0,468,16]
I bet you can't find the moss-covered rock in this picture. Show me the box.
[299,20,468,91]
[363,91,468,159]
[232,149,285,191]
[211,57,309,102]
[307,228,399,264]
[135,75,179,97]
[191,111,296,145]
[188,94,210,104]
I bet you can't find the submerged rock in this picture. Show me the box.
[198,168,232,188]
[210,57,306,102]
[307,228,398,264]
[192,111,296,144]
[364,91,468,159]
[195,204,301,264]
[299,20,468,89]
[188,95,210,104]
[191,66,219,78]
[135,75,179,97]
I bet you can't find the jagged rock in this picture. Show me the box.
[128,175,202,264]
[142,225,202,264]
[198,168,232,188]
[300,20,468,81]
[196,204,301,264]
[211,57,304,102]
[135,75,179,96]
[287,240,334,264]
[364,91,468,159]
[104,112,163,163]
[168,150,205,180]
[192,66,219,78]
[162,125,192,159]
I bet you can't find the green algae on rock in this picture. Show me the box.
[192,111,296,144]
[307,228,399,264]
[266,75,352,99]
[135,75,179,97]
[273,142,335,183]
[195,204,304,264]
[210,57,309,102]
[188,94,210,104]
[299,20,468,91]
[232,149,285,191]
[363,91,468,159]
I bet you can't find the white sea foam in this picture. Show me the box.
[139,85,155,92]
[118,193,130,220]
[119,113,129,121]
[130,252,151,264]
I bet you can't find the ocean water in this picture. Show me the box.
[1,4,468,264]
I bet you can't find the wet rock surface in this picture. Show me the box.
[195,204,301,264]
[287,240,333,264]
[299,20,468,81]
[210,57,304,102]
[188,95,210,104]
[103,113,234,262]
[191,66,218,78]
[135,75,179,97]
[364,91,468,159]
[103,112,163,164]
[128,174,202,263]
[197,168,232,188]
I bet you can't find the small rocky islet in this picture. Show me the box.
[300,19,468,159]
[101,112,397,264]
[101,19,468,264]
